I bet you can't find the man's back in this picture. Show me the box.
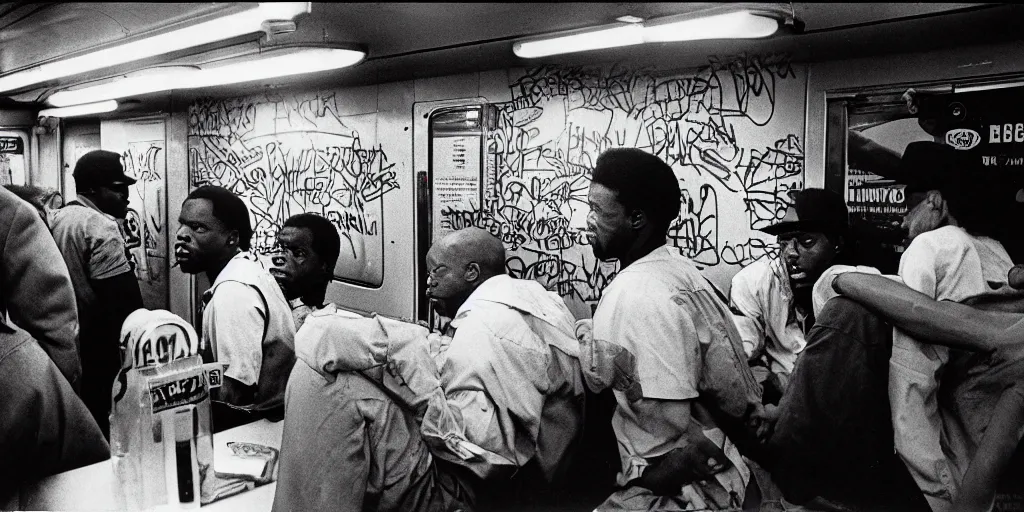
[441,274,585,483]
[0,187,80,388]
[593,245,761,508]
[49,200,136,436]
[893,224,1015,511]
[0,325,109,504]
[49,202,132,314]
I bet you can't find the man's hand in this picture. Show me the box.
[635,435,730,496]
[748,403,779,442]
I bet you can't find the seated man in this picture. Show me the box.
[730,188,854,404]
[822,269,1024,512]
[767,286,931,511]
[0,187,109,506]
[270,213,341,330]
[174,186,296,431]
[274,227,586,512]
[581,148,769,511]
[885,142,1014,512]
[767,140,1022,510]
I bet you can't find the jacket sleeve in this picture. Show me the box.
[730,264,768,360]
[0,190,81,389]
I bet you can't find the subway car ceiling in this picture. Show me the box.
[1,3,1021,113]
[4,2,1024,323]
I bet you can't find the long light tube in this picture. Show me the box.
[47,48,365,107]
[0,3,311,93]
[513,25,644,59]
[38,100,118,118]
[513,9,782,59]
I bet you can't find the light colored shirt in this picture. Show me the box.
[890,225,1013,511]
[593,245,759,508]
[730,257,806,374]
[289,274,585,486]
[441,273,584,481]
[202,252,296,407]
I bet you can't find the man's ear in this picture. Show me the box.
[629,209,647,230]
[927,190,950,220]
[226,230,239,250]
[464,262,481,282]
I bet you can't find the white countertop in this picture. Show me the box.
[14,419,284,511]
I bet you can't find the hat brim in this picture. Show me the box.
[111,176,138,186]
[759,220,834,236]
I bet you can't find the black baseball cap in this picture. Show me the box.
[73,150,136,189]
[760,188,850,237]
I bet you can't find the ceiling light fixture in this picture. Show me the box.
[38,100,119,118]
[513,6,794,59]
[47,47,365,107]
[0,2,311,94]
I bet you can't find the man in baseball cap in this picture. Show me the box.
[48,149,143,437]
[730,188,852,404]
[71,149,136,219]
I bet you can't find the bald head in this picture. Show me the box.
[425,227,507,317]
[436,227,506,277]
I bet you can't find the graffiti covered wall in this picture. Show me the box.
[101,119,169,310]
[438,55,806,317]
[187,92,400,286]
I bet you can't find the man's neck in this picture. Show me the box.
[205,250,240,284]
[300,288,327,309]
[619,234,667,269]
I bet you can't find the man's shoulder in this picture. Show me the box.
[731,257,777,292]
[612,251,706,297]
[911,225,973,249]
[51,204,118,234]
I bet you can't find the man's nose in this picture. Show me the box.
[781,241,799,260]
[175,226,190,241]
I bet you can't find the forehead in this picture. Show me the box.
[277,226,314,247]
[425,242,452,266]
[588,182,622,209]
[180,198,229,231]
[180,198,214,220]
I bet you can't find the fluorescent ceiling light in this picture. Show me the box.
[0,3,311,94]
[47,48,365,107]
[514,25,643,59]
[513,9,782,58]
[643,11,778,42]
[38,100,118,118]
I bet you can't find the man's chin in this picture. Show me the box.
[177,261,202,275]
[590,246,612,262]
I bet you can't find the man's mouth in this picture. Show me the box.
[787,265,807,281]
[174,245,192,260]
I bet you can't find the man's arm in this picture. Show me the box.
[205,282,265,405]
[834,272,1024,352]
[729,264,768,360]
[0,196,81,388]
[629,398,729,495]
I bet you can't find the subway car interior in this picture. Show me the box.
[4,2,1024,511]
